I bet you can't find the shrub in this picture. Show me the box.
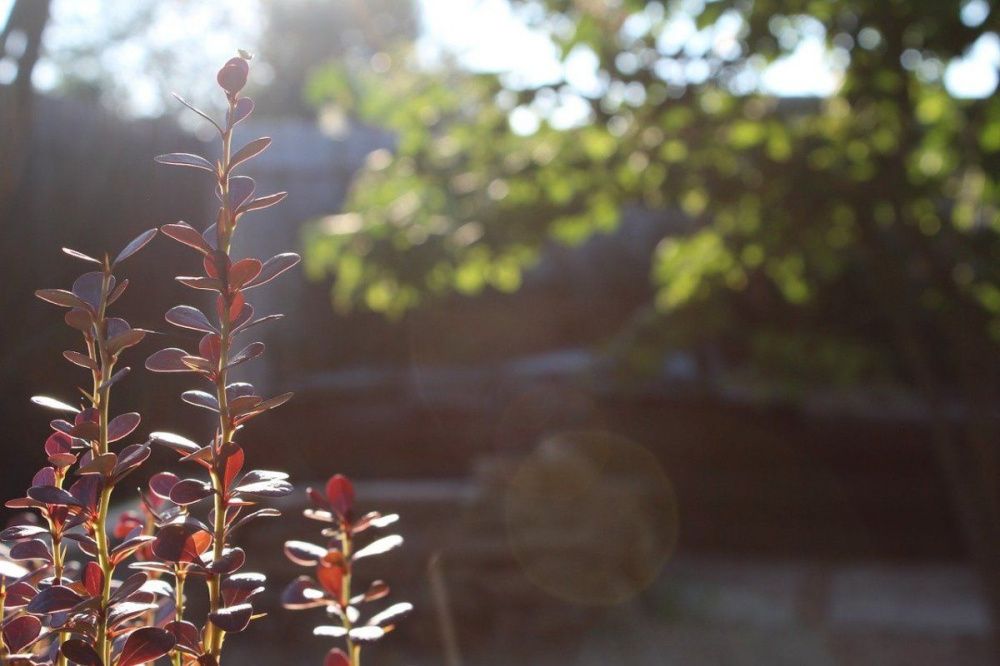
[0,54,408,666]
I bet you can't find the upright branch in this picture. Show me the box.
[146,53,298,665]
[282,475,411,666]
[2,231,179,666]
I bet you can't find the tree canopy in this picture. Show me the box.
[304,0,1000,388]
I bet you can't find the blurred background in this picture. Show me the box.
[1,0,999,664]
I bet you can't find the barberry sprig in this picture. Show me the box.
[4,231,178,666]
[147,53,298,665]
[282,475,411,666]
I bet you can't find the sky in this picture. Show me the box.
[0,0,997,114]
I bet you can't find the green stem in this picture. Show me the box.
[339,526,360,666]
[92,270,116,665]
[172,569,186,666]
[205,99,235,664]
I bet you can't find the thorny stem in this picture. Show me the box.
[205,97,236,663]
[172,568,187,666]
[92,268,117,666]
[0,581,7,659]
[339,526,360,666]
[53,470,67,666]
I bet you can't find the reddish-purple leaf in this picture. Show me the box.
[349,626,386,643]
[62,247,101,265]
[31,396,79,413]
[168,479,213,506]
[69,475,102,511]
[245,253,300,289]
[76,452,116,476]
[230,137,271,170]
[228,507,280,534]
[204,547,246,575]
[229,258,262,290]
[209,603,253,633]
[154,152,215,172]
[98,366,132,391]
[36,288,90,310]
[27,485,83,508]
[217,57,249,95]
[149,471,180,499]
[109,572,148,604]
[145,348,195,373]
[3,614,41,653]
[226,341,265,369]
[161,222,212,254]
[63,350,97,370]
[165,305,216,333]
[107,329,147,356]
[165,620,201,655]
[325,475,355,518]
[229,96,254,126]
[107,277,129,304]
[240,191,287,214]
[233,477,292,498]
[26,585,83,614]
[9,539,52,562]
[367,601,413,627]
[45,432,73,457]
[149,432,200,455]
[72,272,108,309]
[111,444,152,482]
[284,541,327,567]
[181,390,219,412]
[228,176,255,210]
[172,93,223,132]
[354,535,404,562]
[116,627,176,666]
[65,307,95,331]
[324,648,350,666]
[281,576,327,610]
[114,228,157,265]
[176,275,222,291]
[32,466,57,487]
[107,413,141,442]
[84,561,104,597]
[151,520,212,563]
[61,639,102,666]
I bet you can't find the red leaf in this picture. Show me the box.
[161,222,212,254]
[223,447,245,492]
[60,639,102,666]
[3,614,41,653]
[154,153,215,173]
[325,648,350,666]
[165,305,216,333]
[245,253,300,289]
[117,627,176,666]
[217,56,249,95]
[107,412,141,442]
[208,603,253,633]
[239,191,287,214]
[114,228,157,265]
[230,137,271,170]
[228,97,254,126]
[83,561,104,597]
[229,258,262,291]
[325,475,355,518]
[145,348,196,373]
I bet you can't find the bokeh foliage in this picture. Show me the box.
[304,0,1000,389]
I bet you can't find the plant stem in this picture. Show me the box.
[339,526,360,666]
[205,101,235,664]
[92,270,116,665]
[172,569,187,666]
